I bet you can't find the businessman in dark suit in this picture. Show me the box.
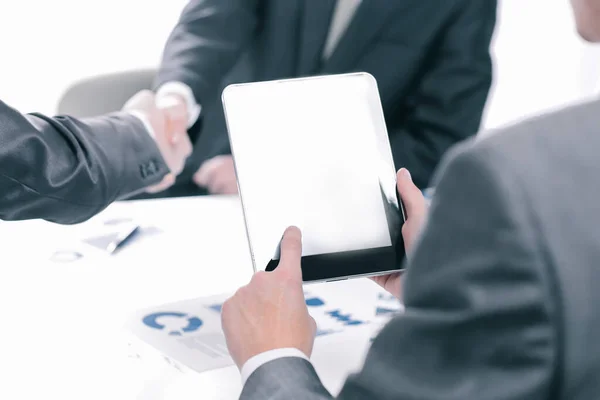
[219,1,600,396]
[149,0,496,196]
[0,91,192,224]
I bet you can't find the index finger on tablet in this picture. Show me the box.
[278,226,303,278]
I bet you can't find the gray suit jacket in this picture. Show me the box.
[242,99,600,399]
[155,0,496,192]
[0,100,168,224]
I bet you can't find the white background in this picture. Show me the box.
[1,0,599,129]
[0,0,188,114]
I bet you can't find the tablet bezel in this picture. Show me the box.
[222,73,406,283]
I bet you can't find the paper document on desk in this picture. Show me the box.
[126,286,386,374]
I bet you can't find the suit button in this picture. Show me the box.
[147,160,158,175]
[140,158,163,179]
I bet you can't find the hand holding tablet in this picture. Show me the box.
[222,73,405,283]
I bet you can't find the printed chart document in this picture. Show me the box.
[126,284,403,376]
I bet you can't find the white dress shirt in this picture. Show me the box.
[322,0,362,60]
[155,81,202,128]
[240,348,309,384]
[127,111,156,139]
[156,0,362,381]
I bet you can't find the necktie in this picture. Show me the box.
[322,0,362,61]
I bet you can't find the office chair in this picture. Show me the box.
[57,69,156,117]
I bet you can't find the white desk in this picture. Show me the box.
[0,196,384,400]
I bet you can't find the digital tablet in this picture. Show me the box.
[222,73,405,283]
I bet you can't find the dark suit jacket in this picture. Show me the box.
[240,98,600,399]
[155,0,496,193]
[0,100,168,224]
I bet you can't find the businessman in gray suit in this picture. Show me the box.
[0,91,192,224]
[220,1,600,397]
[148,0,496,197]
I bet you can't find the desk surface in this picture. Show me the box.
[0,196,384,400]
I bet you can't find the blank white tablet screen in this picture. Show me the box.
[224,74,395,271]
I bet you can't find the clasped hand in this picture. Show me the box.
[123,90,240,194]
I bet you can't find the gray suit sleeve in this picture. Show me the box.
[155,0,259,105]
[242,142,558,399]
[0,101,168,224]
[242,357,332,399]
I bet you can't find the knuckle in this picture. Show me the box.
[234,285,246,297]
[237,284,253,299]
[252,271,269,285]
[227,289,242,305]
[221,299,232,315]
[402,224,413,239]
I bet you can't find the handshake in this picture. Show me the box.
[123,90,239,195]
[123,90,193,193]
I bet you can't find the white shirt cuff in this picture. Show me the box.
[156,81,202,128]
[240,348,309,385]
[126,110,155,139]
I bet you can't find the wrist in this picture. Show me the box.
[240,348,309,385]
[156,81,201,127]
[126,110,155,139]
[237,342,311,370]
[157,92,187,113]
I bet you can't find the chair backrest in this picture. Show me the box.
[57,69,156,118]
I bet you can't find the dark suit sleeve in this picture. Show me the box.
[389,0,496,189]
[0,101,168,224]
[155,0,259,105]
[241,142,557,400]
